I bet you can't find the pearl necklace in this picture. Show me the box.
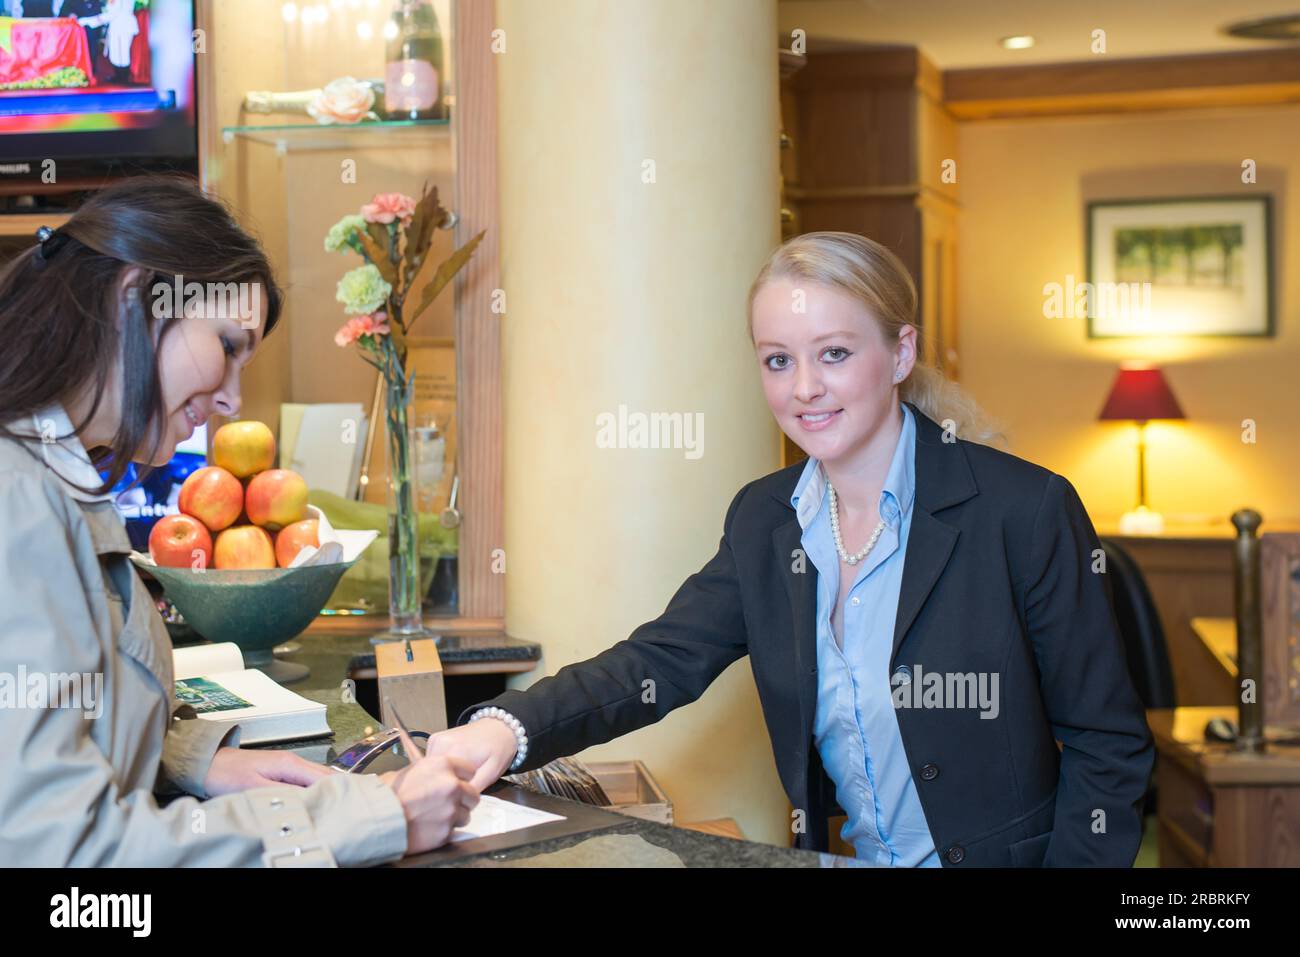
[827,482,886,566]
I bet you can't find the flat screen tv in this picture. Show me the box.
[0,0,198,189]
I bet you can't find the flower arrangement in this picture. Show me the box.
[328,186,483,637]
[330,185,483,385]
[308,77,379,125]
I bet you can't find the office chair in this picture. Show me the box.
[1099,537,1176,817]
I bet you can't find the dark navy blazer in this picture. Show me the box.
[461,401,1155,866]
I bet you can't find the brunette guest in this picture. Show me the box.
[0,175,480,866]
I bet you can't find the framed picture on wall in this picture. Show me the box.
[1085,196,1273,338]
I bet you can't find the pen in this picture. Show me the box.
[386,700,426,761]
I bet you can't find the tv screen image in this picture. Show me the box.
[104,422,207,552]
[0,0,196,181]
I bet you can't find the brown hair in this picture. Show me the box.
[748,231,1006,447]
[0,174,283,495]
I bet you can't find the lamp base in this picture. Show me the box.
[1119,505,1165,535]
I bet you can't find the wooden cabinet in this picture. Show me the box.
[1150,706,1300,866]
[781,48,960,374]
[779,47,960,468]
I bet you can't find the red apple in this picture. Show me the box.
[234,482,251,525]
[149,514,213,570]
[213,525,276,570]
[275,519,320,568]
[245,469,309,531]
[212,420,276,479]
[178,466,243,532]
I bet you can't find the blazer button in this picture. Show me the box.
[891,665,912,685]
[946,845,965,864]
[919,763,939,781]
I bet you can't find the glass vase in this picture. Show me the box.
[372,365,435,644]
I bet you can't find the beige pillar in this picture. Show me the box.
[496,0,786,843]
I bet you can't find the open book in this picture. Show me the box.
[172,643,331,746]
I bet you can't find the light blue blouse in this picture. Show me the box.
[789,401,940,866]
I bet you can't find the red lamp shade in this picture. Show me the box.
[1098,366,1185,422]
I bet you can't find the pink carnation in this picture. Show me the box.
[361,192,417,227]
[334,311,391,347]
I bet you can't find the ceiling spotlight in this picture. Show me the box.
[1000,35,1035,50]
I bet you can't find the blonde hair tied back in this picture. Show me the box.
[747,231,1006,448]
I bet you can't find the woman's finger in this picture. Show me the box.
[444,754,476,781]
[268,754,333,786]
[423,732,455,757]
[460,782,480,810]
[470,765,499,793]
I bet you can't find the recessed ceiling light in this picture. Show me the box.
[1000,35,1035,50]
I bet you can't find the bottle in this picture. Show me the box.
[243,80,382,118]
[383,0,444,121]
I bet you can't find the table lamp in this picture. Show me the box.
[1099,363,1185,535]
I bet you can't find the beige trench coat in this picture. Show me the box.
[0,405,408,866]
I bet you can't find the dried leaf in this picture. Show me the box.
[409,230,486,325]
[417,192,442,257]
[405,183,434,257]
[422,185,444,247]
[367,221,391,251]
[403,183,444,286]
[357,225,397,285]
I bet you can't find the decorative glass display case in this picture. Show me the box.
[203,0,502,630]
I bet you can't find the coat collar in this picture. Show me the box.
[770,400,979,747]
[6,404,116,504]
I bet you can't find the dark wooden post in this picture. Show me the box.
[1231,508,1265,753]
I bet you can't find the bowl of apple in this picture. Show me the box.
[131,421,377,681]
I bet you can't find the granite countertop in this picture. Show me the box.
[390,781,861,869]
[426,815,862,868]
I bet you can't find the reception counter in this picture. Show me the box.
[400,783,854,868]
[233,629,854,867]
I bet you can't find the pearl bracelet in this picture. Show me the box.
[468,706,528,772]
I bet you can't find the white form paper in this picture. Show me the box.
[450,794,567,843]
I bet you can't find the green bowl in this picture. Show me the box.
[134,558,355,658]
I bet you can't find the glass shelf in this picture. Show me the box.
[221,118,451,153]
